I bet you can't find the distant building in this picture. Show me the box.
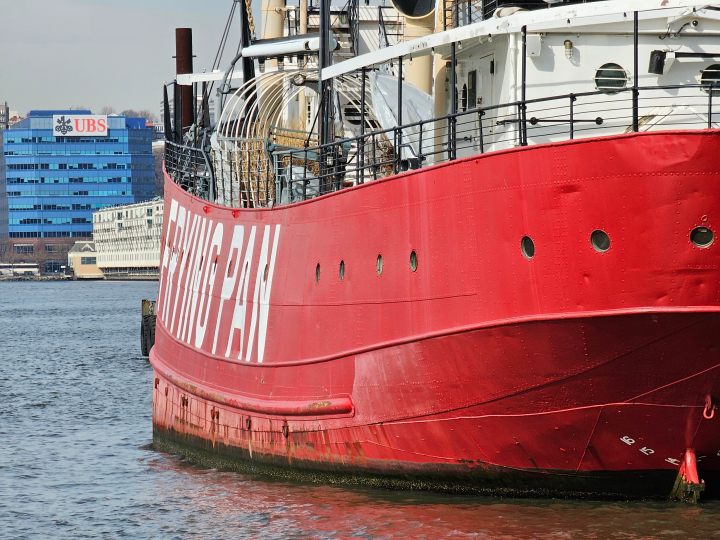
[148,122,165,141]
[93,198,163,279]
[0,128,7,247]
[0,262,39,277]
[0,102,8,130]
[67,241,103,279]
[2,110,154,273]
[7,110,25,127]
[0,102,8,249]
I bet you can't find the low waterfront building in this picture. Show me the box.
[93,198,163,279]
[0,262,39,277]
[67,241,103,279]
[2,110,154,273]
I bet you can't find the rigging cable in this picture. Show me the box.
[201,0,240,120]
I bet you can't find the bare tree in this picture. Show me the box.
[99,105,116,115]
[121,109,159,123]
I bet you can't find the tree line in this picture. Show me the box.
[69,105,158,123]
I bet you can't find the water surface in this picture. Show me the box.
[1,281,720,539]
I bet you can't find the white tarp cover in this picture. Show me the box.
[370,72,435,164]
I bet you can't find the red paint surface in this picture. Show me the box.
[151,130,720,495]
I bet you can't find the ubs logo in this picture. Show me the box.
[55,116,73,135]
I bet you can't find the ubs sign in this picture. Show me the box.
[53,114,108,137]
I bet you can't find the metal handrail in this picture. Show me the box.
[164,142,216,200]
[274,83,718,201]
[349,0,359,55]
[379,7,391,48]
[167,82,718,206]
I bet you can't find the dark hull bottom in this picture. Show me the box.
[153,426,698,500]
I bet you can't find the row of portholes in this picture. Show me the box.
[595,63,720,94]
[315,250,418,283]
[520,226,714,260]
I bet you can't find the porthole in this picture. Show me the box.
[376,254,383,276]
[594,63,628,94]
[315,263,320,283]
[520,236,535,259]
[409,250,418,272]
[690,226,714,248]
[339,260,345,280]
[700,64,720,94]
[590,230,611,252]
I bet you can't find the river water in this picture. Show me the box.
[2,280,720,539]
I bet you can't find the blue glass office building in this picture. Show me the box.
[2,110,153,270]
[0,130,7,242]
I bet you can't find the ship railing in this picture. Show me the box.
[443,0,485,30]
[349,0,359,55]
[443,1,594,29]
[273,83,718,204]
[164,141,216,201]
[378,6,403,48]
[212,137,274,208]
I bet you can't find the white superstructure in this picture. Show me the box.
[93,198,163,279]
[167,0,720,210]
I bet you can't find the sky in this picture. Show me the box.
[0,0,244,116]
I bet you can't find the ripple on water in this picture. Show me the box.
[3,280,720,538]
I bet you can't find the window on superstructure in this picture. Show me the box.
[468,71,477,109]
[700,64,720,95]
[594,63,628,94]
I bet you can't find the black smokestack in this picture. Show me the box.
[175,28,194,136]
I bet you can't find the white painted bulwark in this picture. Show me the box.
[93,199,163,279]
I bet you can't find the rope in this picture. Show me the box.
[245,0,256,40]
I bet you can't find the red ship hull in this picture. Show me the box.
[151,130,720,498]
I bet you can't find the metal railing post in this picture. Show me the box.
[303,149,308,200]
[632,11,639,132]
[359,66,366,184]
[418,120,424,165]
[478,110,484,153]
[264,145,269,205]
[709,84,714,129]
[521,25,528,146]
[372,132,377,180]
[452,116,457,160]
[397,56,403,170]
[393,128,399,174]
[569,94,575,140]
